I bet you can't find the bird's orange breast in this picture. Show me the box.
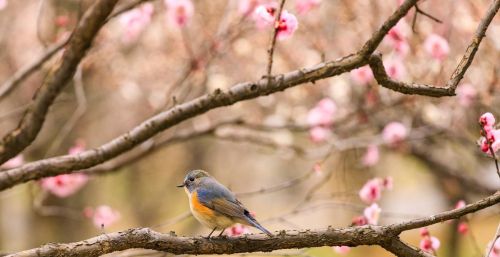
[191,191,214,217]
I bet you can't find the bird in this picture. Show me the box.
[177,169,273,238]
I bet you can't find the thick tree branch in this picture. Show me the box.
[9,192,500,257]
[0,0,420,191]
[0,0,120,165]
[368,0,499,97]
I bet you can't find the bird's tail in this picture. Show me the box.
[244,215,273,236]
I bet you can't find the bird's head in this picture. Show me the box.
[177,169,210,193]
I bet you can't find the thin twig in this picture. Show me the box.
[265,0,286,80]
[411,4,443,32]
[486,222,500,257]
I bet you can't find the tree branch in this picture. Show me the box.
[9,192,500,257]
[0,0,120,165]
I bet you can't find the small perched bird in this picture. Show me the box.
[177,170,272,238]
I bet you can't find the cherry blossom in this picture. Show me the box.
[165,0,194,28]
[119,3,154,43]
[382,176,393,190]
[350,65,374,85]
[352,215,368,226]
[309,126,331,143]
[252,4,298,40]
[276,11,298,40]
[1,154,24,169]
[385,21,410,56]
[306,98,336,126]
[332,246,351,254]
[424,33,450,61]
[295,0,321,15]
[363,203,381,225]
[225,224,251,237]
[86,205,121,229]
[0,0,7,10]
[488,239,500,257]
[480,112,495,132]
[479,112,500,154]
[420,227,430,237]
[362,144,379,167]
[382,121,407,146]
[383,57,406,80]
[359,178,382,203]
[253,3,277,29]
[457,222,469,235]
[456,83,477,107]
[239,0,262,16]
[455,200,466,209]
[419,236,440,253]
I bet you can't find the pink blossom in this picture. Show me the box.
[420,227,430,237]
[480,129,500,154]
[455,200,466,209]
[0,0,7,10]
[457,222,469,235]
[1,155,24,169]
[424,33,450,61]
[40,173,89,197]
[419,236,440,252]
[350,66,374,85]
[383,57,406,80]
[382,176,393,190]
[225,224,251,237]
[363,203,381,225]
[68,140,86,155]
[456,83,477,107]
[165,0,194,28]
[352,215,368,226]
[359,178,382,203]
[309,126,331,143]
[55,15,70,27]
[307,98,336,127]
[87,205,121,229]
[386,21,410,56]
[479,112,496,131]
[332,246,351,254]
[253,3,277,29]
[295,0,321,15]
[382,121,407,146]
[488,239,500,257]
[276,11,298,40]
[239,0,262,16]
[362,145,379,167]
[119,3,154,43]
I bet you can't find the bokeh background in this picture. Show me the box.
[0,0,499,256]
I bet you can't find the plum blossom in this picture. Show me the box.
[359,178,382,203]
[385,21,410,56]
[456,83,477,107]
[455,200,466,209]
[307,98,336,143]
[86,205,121,229]
[419,236,440,253]
[362,145,379,167]
[382,121,407,146]
[165,0,194,28]
[295,0,321,15]
[479,112,500,155]
[424,33,450,61]
[488,239,500,257]
[225,224,251,237]
[0,0,7,10]
[363,203,381,225]
[457,222,469,235]
[119,3,154,43]
[382,176,393,190]
[383,57,406,80]
[276,10,298,40]
[253,3,277,29]
[1,154,24,169]
[352,215,368,226]
[350,65,373,85]
[332,246,351,254]
[309,126,332,143]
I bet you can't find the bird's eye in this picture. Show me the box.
[189,177,195,182]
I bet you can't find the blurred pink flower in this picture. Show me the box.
[363,203,381,225]
[276,10,298,40]
[333,246,351,254]
[0,0,7,10]
[41,173,89,197]
[382,176,393,190]
[350,66,374,85]
[386,21,410,56]
[119,3,154,43]
[480,130,500,154]
[424,33,450,61]
[457,222,469,235]
[295,0,321,14]
[488,239,500,257]
[455,200,466,209]
[165,0,194,28]
[87,205,121,229]
[362,145,379,167]
[1,154,24,169]
[419,236,440,252]
[382,121,407,146]
[239,0,262,16]
[55,15,70,27]
[479,112,495,131]
[225,224,251,237]
[309,126,331,143]
[456,83,477,107]
[307,98,336,127]
[420,227,430,237]
[253,3,277,29]
[359,178,382,203]
[383,57,406,80]
[352,215,368,226]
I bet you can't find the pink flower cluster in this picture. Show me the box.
[84,205,121,229]
[295,0,321,15]
[419,228,440,253]
[225,224,251,237]
[479,112,500,155]
[358,177,393,204]
[165,0,194,28]
[424,33,450,61]
[119,3,154,43]
[40,141,89,198]
[306,98,336,143]
[382,121,407,147]
[253,3,298,40]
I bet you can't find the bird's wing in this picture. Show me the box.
[196,179,248,219]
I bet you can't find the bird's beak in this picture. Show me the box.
[176,183,185,188]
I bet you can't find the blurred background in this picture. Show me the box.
[0,0,499,256]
